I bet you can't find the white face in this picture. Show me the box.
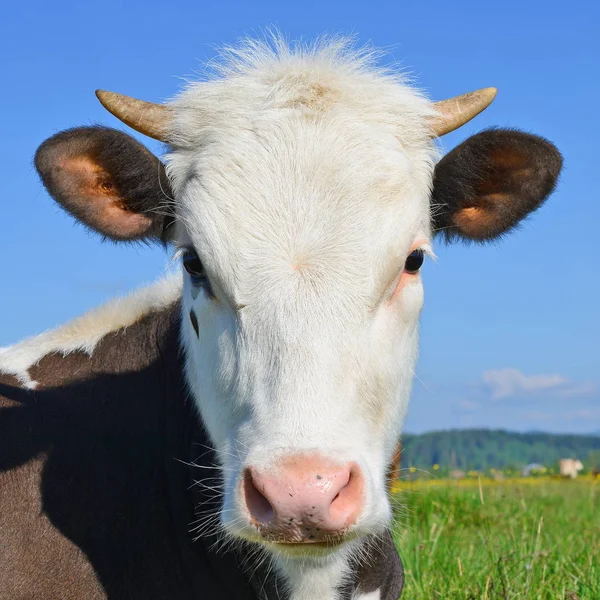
[166,63,436,563]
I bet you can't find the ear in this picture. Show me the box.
[34,126,174,242]
[431,129,562,242]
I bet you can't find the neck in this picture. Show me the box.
[174,305,404,600]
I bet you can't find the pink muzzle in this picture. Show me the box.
[242,455,364,544]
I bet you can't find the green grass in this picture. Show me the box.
[391,479,599,599]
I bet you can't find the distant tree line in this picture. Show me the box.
[400,429,600,470]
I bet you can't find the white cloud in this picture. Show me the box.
[482,368,597,400]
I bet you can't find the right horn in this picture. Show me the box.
[95,90,171,141]
[430,87,497,137]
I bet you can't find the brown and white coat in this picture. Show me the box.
[1,35,561,600]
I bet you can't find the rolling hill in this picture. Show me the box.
[400,429,600,470]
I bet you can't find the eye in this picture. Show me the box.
[404,249,425,274]
[182,249,206,283]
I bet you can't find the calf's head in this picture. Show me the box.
[35,45,561,560]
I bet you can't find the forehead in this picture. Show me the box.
[165,45,436,287]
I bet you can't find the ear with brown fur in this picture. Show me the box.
[431,129,562,242]
[34,126,174,242]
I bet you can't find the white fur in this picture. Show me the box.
[0,274,182,387]
[7,36,439,599]
[353,590,381,600]
[275,554,351,600]
[167,36,437,598]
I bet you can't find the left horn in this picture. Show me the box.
[95,90,171,141]
[430,87,497,137]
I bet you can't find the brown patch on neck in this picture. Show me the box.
[28,350,95,390]
[25,302,181,390]
[343,531,404,599]
[0,372,23,388]
[0,372,28,406]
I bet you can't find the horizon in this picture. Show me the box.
[402,427,600,437]
[1,0,598,435]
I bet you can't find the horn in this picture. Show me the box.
[95,90,171,141]
[95,87,496,141]
[431,87,497,137]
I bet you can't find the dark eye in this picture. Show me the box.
[182,249,205,283]
[404,249,424,274]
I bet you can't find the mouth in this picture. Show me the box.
[228,520,357,556]
[273,539,345,548]
[267,538,349,557]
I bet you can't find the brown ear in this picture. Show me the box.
[431,129,562,242]
[34,126,174,242]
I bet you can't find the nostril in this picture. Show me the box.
[244,468,274,524]
[329,466,364,527]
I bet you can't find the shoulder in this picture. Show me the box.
[0,274,182,390]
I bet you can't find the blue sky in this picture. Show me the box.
[1,1,598,434]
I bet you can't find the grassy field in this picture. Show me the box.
[391,477,599,600]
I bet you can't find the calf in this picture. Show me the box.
[0,37,561,599]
